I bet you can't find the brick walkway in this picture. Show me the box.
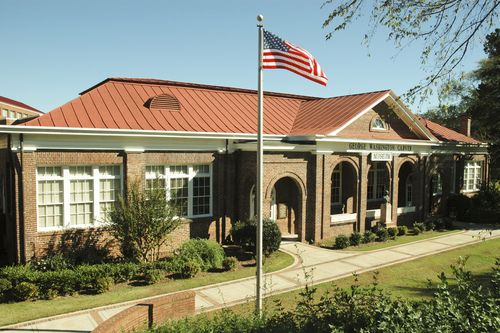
[2,227,498,332]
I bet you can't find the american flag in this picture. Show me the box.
[262,30,328,86]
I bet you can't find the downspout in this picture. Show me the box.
[320,154,325,240]
[421,155,426,221]
[223,139,228,242]
[19,134,25,263]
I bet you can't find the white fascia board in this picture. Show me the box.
[386,92,438,142]
[234,142,314,152]
[328,92,390,136]
[315,136,438,146]
[0,125,285,141]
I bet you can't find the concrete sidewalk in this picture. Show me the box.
[2,228,499,332]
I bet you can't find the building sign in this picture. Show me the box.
[371,152,392,161]
[348,143,412,152]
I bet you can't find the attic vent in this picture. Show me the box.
[148,94,181,112]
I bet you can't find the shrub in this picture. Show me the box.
[0,265,39,286]
[231,218,282,256]
[13,282,39,301]
[375,227,389,242]
[44,288,58,300]
[222,256,238,271]
[447,193,471,220]
[0,278,12,301]
[111,262,140,283]
[93,276,114,294]
[334,235,350,249]
[176,239,225,271]
[179,259,201,279]
[424,219,436,231]
[349,232,362,246]
[362,231,377,244]
[31,253,71,272]
[413,222,425,235]
[387,227,398,239]
[397,225,408,236]
[143,269,162,285]
[38,269,78,296]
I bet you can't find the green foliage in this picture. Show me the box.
[334,234,350,249]
[362,231,376,244]
[93,276,114,294]
[231,218,282,256]
[156,258,500,332]
[31,253,71,272]
[13,282,39,301]
[173,258,201,279]
[107,183,181,262]
[465,183,500,224]
[387,227,398,239]
[374,226,389,242]
[413,222,425,235]
[175,239,225,271]
[143,269,162,285]
[424,219,436,231]
[447,193,472,220]
[397,225,408,236]
[0,278,12,301]
[222,256,238,272]
[349,231,362,246]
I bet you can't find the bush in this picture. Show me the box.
[179,259,201,279]
[111,262,140,283]
[32,253,71,272]
[387,227,398,239]
[447,193,471,220]
[375,227,389,242]
[93,276,114,294]
[231,218,282,256]
[38,269,78,296]
[397,225,408,236]
[362,231,377,244]
[222,256,238,272]
[413,222,425,235]
[334,235,350,249]
[13,282,39,301]
[349,232,362,246]
[0,278,12,301]
[175,239,225,271]
[0,265,39,286]
[424,219,436,231]
[143,269,162,285]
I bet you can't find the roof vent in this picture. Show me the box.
[147,93,181,112]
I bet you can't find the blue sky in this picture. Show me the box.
[0,0,487,113]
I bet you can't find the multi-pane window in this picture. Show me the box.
[431,173,443,196]
[464,161,482,192]
[145,164,212,218]
[367,162,389,200]
[331,164,342,210]
[406,175,413,206]
[37,165,122,229]
[38,167,64,228]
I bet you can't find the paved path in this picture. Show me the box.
[2,228,499,332]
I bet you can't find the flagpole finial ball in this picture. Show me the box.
[257,15,264,22]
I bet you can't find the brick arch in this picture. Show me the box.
[396,157,418,174]
[366,160,391,174]
[330,157,360,178]
[265,171,307,200]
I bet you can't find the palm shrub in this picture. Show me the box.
[362,231,377,243]
[387,227,398,239]
[349,231,362,246]
[397,225,408,236]
[375,227,389,242]
[334,235,350,249]
[413,222,425,235]
[107,183,181,262]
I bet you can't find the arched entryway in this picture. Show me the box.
[268,176,302,237]
[367,161,390,210]
[331,161,358,224]
[397,161,418,219]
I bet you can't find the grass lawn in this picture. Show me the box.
[0,250,294,327]
[228,237,499,316]
[319,229,460,251]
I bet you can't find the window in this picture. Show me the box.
[406,175,413,206]
[431,173,443,196]
[249,185,276,220]
[37,165,122,229]
[370,116,388,131]
[1,109,8,118]
[463,161,482,192]
[368,162,388,200]
[331,164,342,210]
[145,164,212,218]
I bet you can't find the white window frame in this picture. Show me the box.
[36,165,123,231]
[370,116,388,131]
[463,161,483,192]
[145,164,213,218]
[405,175,413,207]
[431,173,443,196]
[368,162,388,201]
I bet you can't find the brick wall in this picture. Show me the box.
[92,290,195,333]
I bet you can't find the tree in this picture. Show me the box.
[468,29,500,178]
[322,0,500,101]
[107,184,181,262]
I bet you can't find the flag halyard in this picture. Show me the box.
[262,30,328,86]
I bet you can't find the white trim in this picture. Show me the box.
[329,93,390,136]
[330,213,357,224]
[397,206,416,215]
[366,209,381,219]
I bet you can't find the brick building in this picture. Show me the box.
[0,78,489,264]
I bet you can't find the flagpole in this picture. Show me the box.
[256,14,264,317]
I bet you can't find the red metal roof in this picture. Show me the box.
[291,90,390,135]
[21,78,395,136]
[417,116,481,144]
[0,96,42,113]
